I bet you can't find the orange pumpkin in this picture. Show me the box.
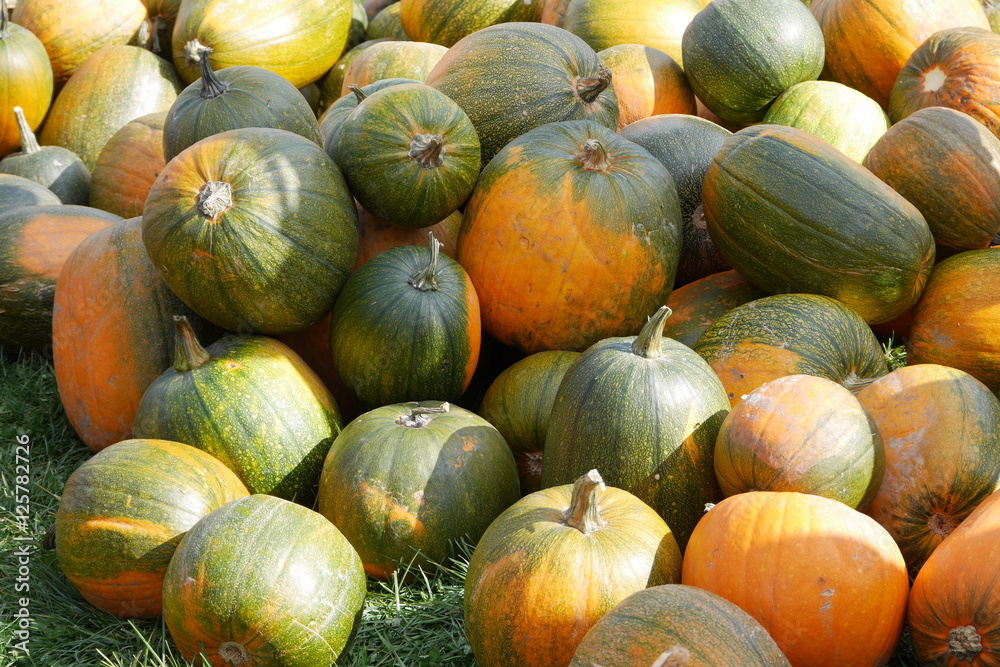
[597,44,696,130]
[88,112,167,218]
[354,205,460,270]
[0,0,53,157]
[662,269,766,348]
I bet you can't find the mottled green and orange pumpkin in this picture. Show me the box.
[88,112,167,219]
[0,0,53,158]
[318,38,391,115]
[0,107,90,204]
[340,40,447,94]
[662,270,766,347]
[399,0,542,47]
[598,44,695,130]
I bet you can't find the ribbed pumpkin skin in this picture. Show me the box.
[55,439,249,618]
[0,205,121,352]
[703,124,936,324]
[11,0,146,85]
[857,364,1000,573]
[683,492,909,667]
[141,127,359,335]
[694,293,889,405]
[569,584,791,667]
[400,0,542,47]
[132,331,344,504]
[162,495,366,667]
[0,173,61,212]
[662,270,766,348]
[426,23,619,164]
[319,39,390,116]
[317,401,520,578]
[39,45,182,170]
[329,243,480,408]
[478,350,581,495]
[0,12,53,158]
[714,374,885,510]
[89,112,167,218]
[172,0,353,88]
[52,218,219,451]
[810,0,990,108]
[340,40,447,95]
[908,489,1000,666]
[762,80,889,163]
[908,249,1000,391]
[598,44,695,130]
[458,120,681,353]
[464,477,683,667]
[320,77,418,158]
[366,2,409,40]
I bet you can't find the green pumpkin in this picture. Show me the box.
[0,173,61,213]
[366,1,409,40]
[318,38,391,116]
[320,77,419,157]
[0,106,90,204]
[540,306,731,549]
[133,317,344,504]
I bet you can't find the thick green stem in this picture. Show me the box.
[408,232,442,292]
[173,316,210,372]
[13,107,39,154]
[409,133,445,169]
[576,64,612,103]
[563,469,606,535]
[197,47,229,99]
[347,84,367,104]
[577,139,610,172]
[631,306,672,359]
[397,402,450,428]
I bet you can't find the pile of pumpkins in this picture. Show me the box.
[3,0,1000,664]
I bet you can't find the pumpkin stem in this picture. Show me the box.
[347,84,368,104]
[0,0,9,40]
[576,64,612,103]
[409,133,446,169]
[196,181,233,221]
[947,626,982,662]
[928,512,955,537]
[577,139,611,172]
[137,19,151,50]
[184,38,211,66]
[563,469,607,535]
[172,315,210,372]
[197,47,229,99]
[13,107,40,154]
[631,306,672,359]
[397,402,450,428]
[842,372,878,393]
[218,642,251,665]
[408,232,442,292]
[651,646,692,667]
[150,16,165,54]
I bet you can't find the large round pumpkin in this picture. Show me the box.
[320,77,418,158]
[88,112,167,219]
[662,270,766,348]
[0,106,90,204]
[399,0,542,47]
[0,1,53,158]
[54,439,248,618]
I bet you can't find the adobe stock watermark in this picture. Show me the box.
[10,434,33,657]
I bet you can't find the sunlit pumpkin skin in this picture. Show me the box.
[562,0,703,66]
[0,107,90,204]
[0,173,61,212]
[426,22,619,164]
[890,27,1000,139]
[478,350,581,496]
[810,0,990,108]
[694,293,889,406]
[318,401,520,579]
[908,249,1000,391]
[142,127,359,335]
[619,114,732,286]
[400,0,542,47]
[459,120,681,353]
[703,124,936,324]
[54,439,249,618]
[11,0,146,85]
[541,307,730,549]
[0,205,121,353]
[340,40,447,95]
[465,471,683,667]
[908,489,1000,666]
[162,494,366,667]
[318,38,390,116]
[133,318,344,504]
[856,364,1000,574]
[662,270,766,348]
[329,237,480,408]
[366,2,409,40]
[683,491,909,667]
[714,374,885,510]
[597,44,695,130]
[140,0,182,58]
[52,218,220,451]
[354,206,461,270]
[320,77,419,158]
[762,80,889,163]
[569,584,792,667]
[0,3,53,158]
[88,112,166,219]
[541,0,572,25]
[39,45,182,170]
[172,0,353,88]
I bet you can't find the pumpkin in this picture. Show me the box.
[363,0,397,19]
[320,77,419,158]
[0,0,53,158]
[619,114,732,286]
[465,470,683,667]
[682,491,910,667]
[0,173,61,212]
[714,374,885,510]
[52,217,220,451]
[0,107,90,204]
[39,45,182,170]
[141,127,359,335]
[162,494,366,667]
[366,2,409,40]
[662,270,766,348]
[857,364,1000,573]
[340,40,447,95]
[317,401,520,578]
[162,48,323,163]
[139,0,181,58]
[540,306,730,549]
[458,120,681,353]
[399,0,542,47]
[336,83,480,229]
[329,234,481,408]
[907,249,1000,392]
[426,22,619,164]
[477,350,581,496]
[908,488,1000,665]
[133,316,344,504]
[317,38,390,116]
[597,44,696,130]
[354,205,461,270]
[541,0,572,26]
[172,0,353,88]
[702,124,936,324]
[570,584,791,667]
[346,0,369,50]
[693,293,889,406]
[0,205,121,353]
[88,112,167,218]
[54,439,248,618]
